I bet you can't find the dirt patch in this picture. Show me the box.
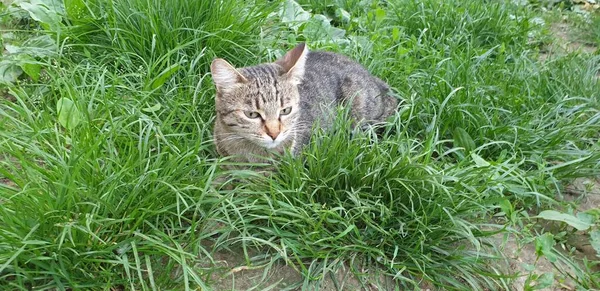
[492,231,584,291]
[539,22,598,62]
[552,22,597,54]
[563,177,600,262]
[0,178,17,188]
[199,244,376,291]
[499,177,600,291]
[491,178,600,291]
[493,233,564,291]
[564,177,600,212]
[1,90,16,102]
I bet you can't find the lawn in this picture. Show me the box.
[0,0,599,290]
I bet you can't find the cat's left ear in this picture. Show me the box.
[276,43,308,85]
[211,58,248,94]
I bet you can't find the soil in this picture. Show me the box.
[201,248,362,291]
[539,22,598,62]
[501,177,600,291]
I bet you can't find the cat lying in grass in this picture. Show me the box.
[211,43,397,168]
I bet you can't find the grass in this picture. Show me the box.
[1,0,599,290]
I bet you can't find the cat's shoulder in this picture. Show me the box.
[306,50,356,64]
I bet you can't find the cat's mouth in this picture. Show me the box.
[256,132,288,149]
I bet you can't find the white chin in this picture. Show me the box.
[262,140,281,149]
[261,134,288,149]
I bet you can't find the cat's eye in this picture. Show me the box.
[280,106,292,115]
[244,111,261,119]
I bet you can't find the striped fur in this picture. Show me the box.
[211,43,398,168]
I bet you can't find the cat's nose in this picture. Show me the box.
[266,131,279,140]
[265,121,280,140]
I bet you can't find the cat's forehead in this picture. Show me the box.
[240,64,282,82]
[236,64,289,98]
[226,65,297,110]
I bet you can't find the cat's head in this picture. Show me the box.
[211,43,308,149]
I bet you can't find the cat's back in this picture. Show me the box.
[303,51,368,81]
[299,50,388,103]
[295,49,394,142]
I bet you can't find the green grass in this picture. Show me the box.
[1,0,599,290]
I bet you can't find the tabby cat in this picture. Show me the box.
[211,43,397,167]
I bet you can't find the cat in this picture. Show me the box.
[210,43,398,168]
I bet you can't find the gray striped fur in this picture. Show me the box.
[210,43,398,167]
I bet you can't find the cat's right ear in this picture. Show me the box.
[276,43,308,85]
[210,59,248,93]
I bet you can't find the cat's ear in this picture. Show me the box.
[276,43,308,85]
[211,58,248,93]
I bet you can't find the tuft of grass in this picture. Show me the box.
[0,58,219,289]
[65,0,277,63]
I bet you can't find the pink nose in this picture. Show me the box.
[266,131,279,140]
[265,121,280,140]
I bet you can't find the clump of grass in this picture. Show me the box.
[0,57,220,289]
[67,0,276,63]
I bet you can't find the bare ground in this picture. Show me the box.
[539,22,598,62]
[198,239,404,291]
[498,177,600,291]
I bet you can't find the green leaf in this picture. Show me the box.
[375,8,386,24]
[392,27,400,41]
[57,97,82,130]
[6,35,57,58]
[0,61,23,84]
[17,55,41,81]
[536,210,592,231]
[148,64,180,90]
[534,272,554,290]
[4,44,21,54]
[576,212,596,225]
[280,0,310,31]
[329,26,346,40]
[590,230,600,257]
[453,127,476,153]
[142,103,162,113]
[23,35,57,57]
[535,233,557,263]
[303,14,331,40]
[17,0,63,30]
[334,7,350,25]
[64,0,88,21]
[20,62,41,81]
[471,153,490,167]
[303,14,345,41]
[498,198,513,216]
